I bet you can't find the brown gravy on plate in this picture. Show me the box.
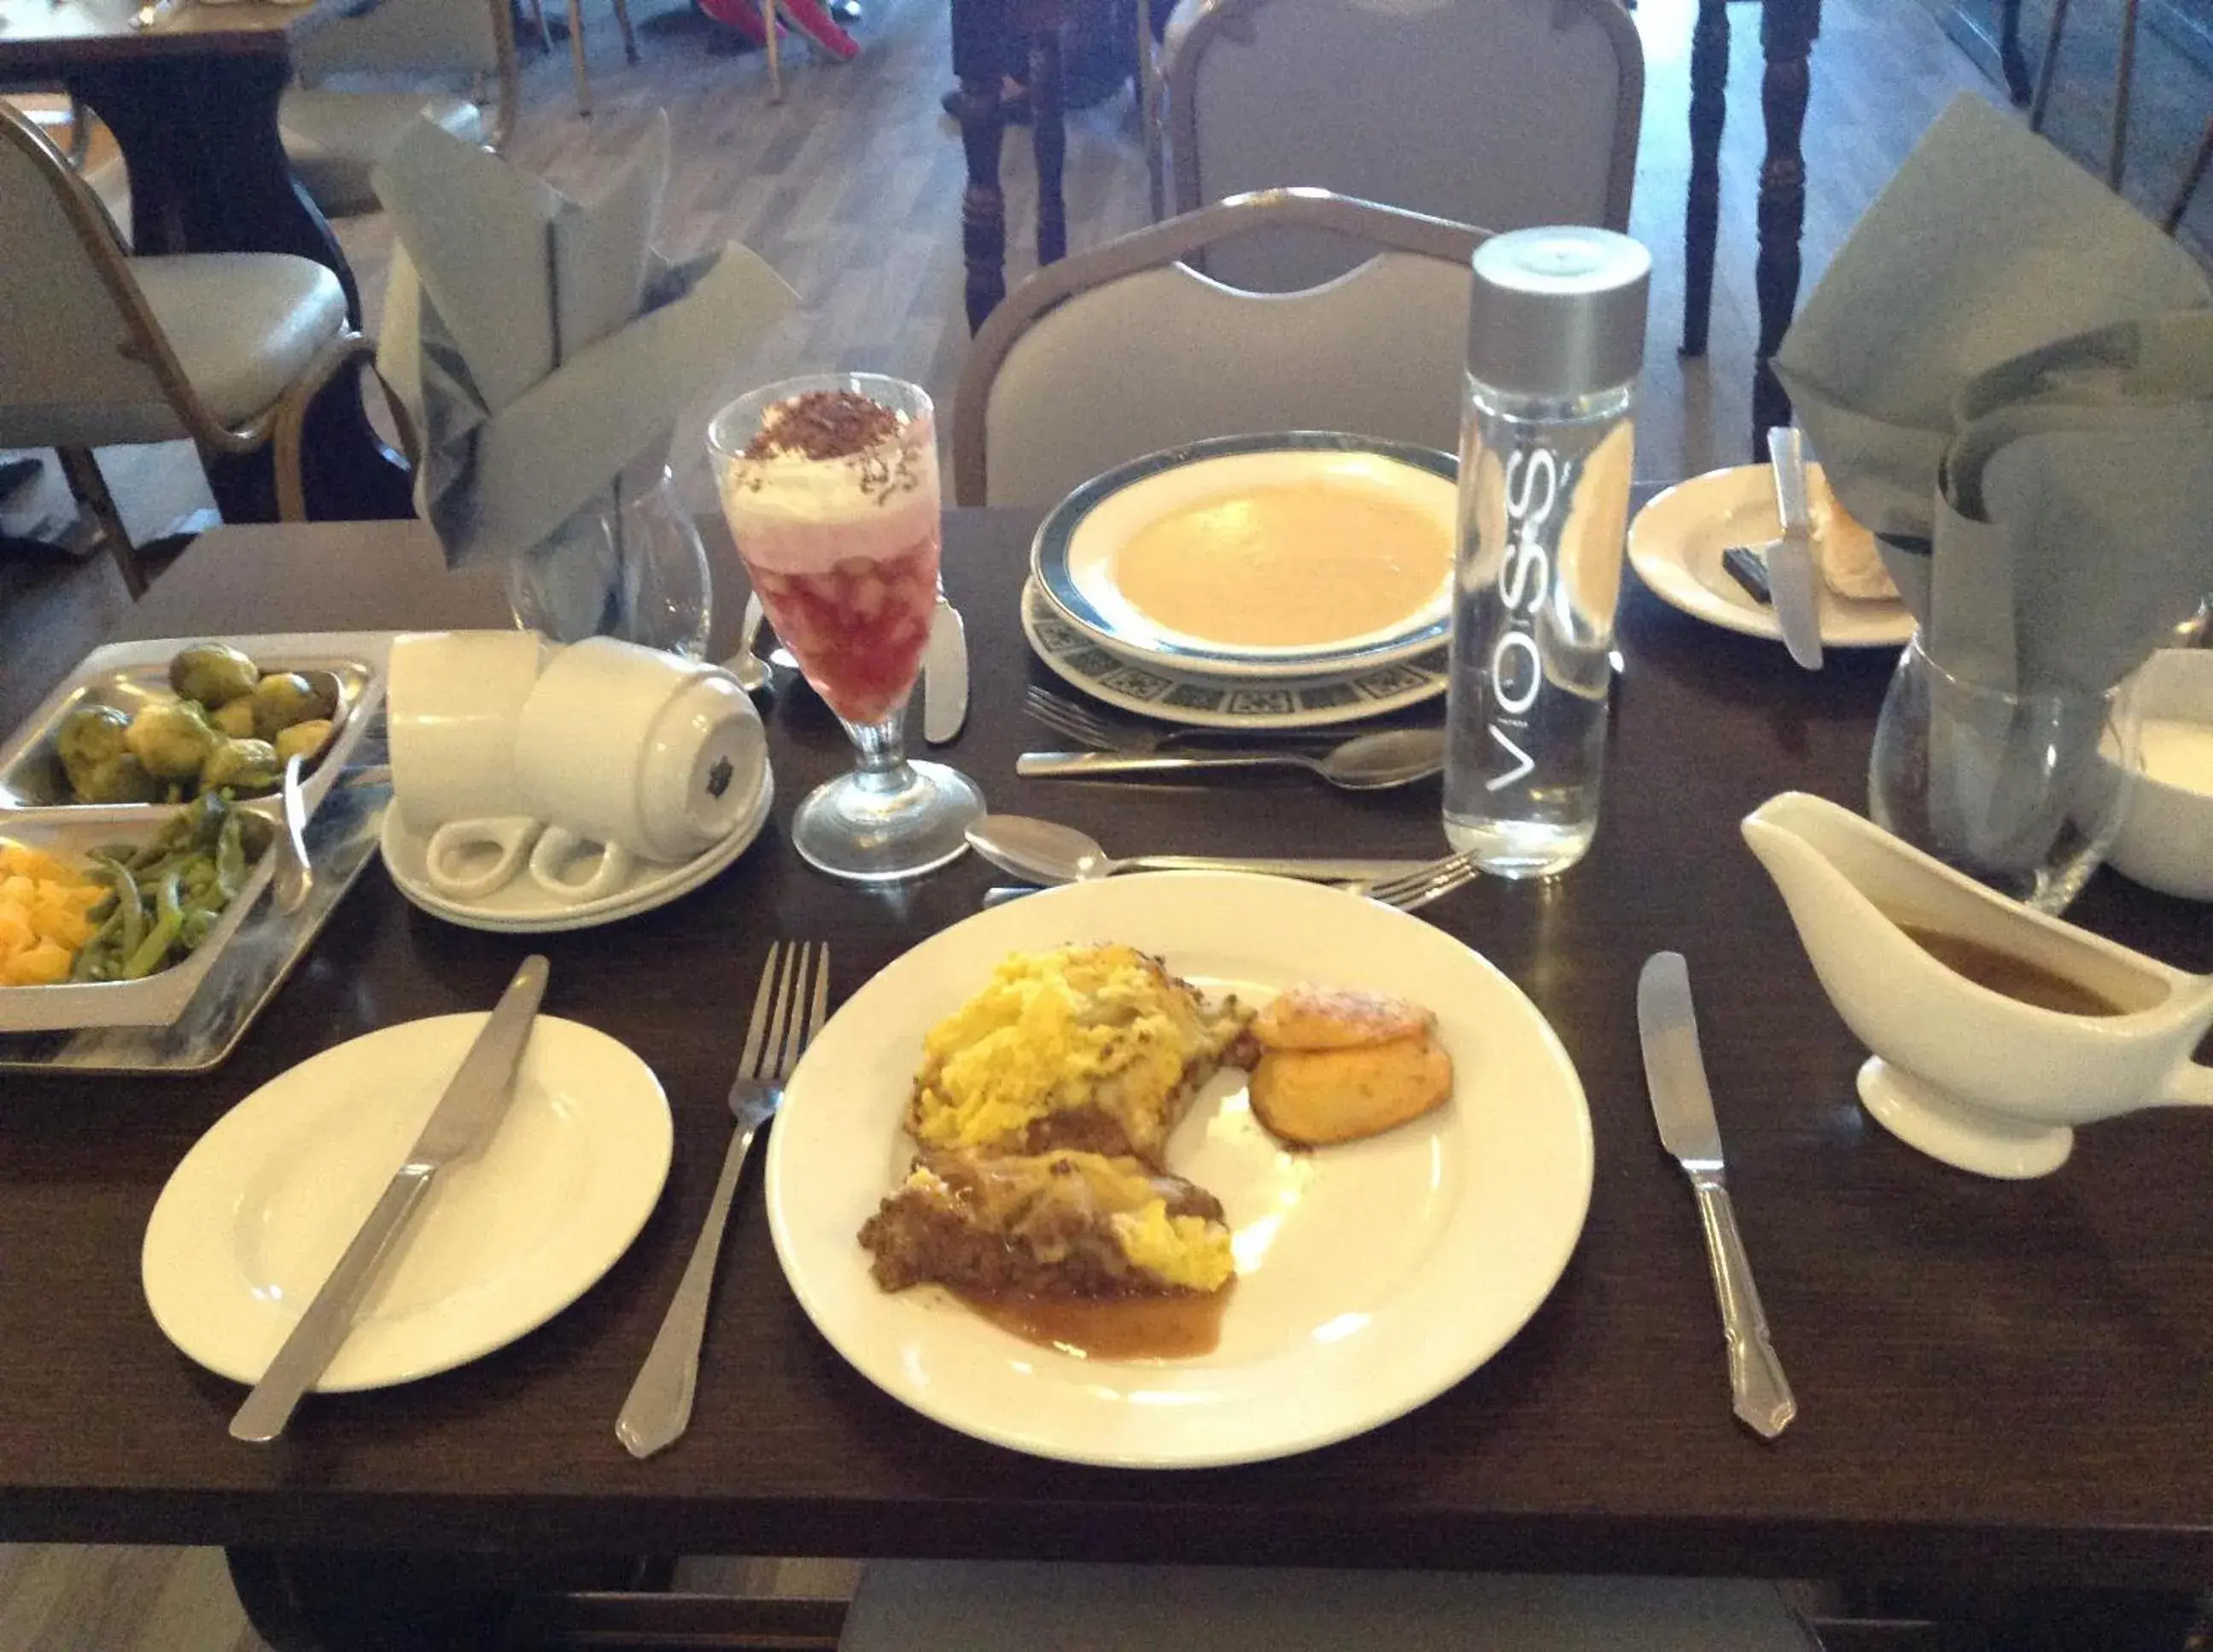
[1895,924,2124,1018]
[958,1283,1234,1360]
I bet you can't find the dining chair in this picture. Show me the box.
[279,0,520,217]
[559,0,643,118]
[838,1562,1825,1651]
[0,104,373,598]
[949,187,1483,508]
[1155,0,1639,293]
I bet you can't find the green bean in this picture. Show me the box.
[216,812,246,902]
[69,908,121,982]
[121,873,183,979]
[105,856,146,962]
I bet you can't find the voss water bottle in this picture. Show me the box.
[1443,228,1650,878]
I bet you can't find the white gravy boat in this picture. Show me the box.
[1742,791,2213,1178]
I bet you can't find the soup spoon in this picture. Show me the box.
[1014,727,1445,791]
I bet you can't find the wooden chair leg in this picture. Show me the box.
[762,0,784,102]
[2165,114,2213,233]
[567,0,593,114]
[2107,0,2138,189]
[612,0,639,65]
[2028,0,2070,132]
[525,0,552,50]
[55,445,146,599]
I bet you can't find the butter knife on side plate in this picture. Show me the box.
[921,596,968,744]
[1765,425,1825,672]
[229,955,550,1442]
[1637,951,1796,1440]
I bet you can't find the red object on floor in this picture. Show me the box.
[696,0,860,58]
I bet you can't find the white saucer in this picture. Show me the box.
[1628,464,1916,649]
[143,1013,672,1390]
[379,770,774,933]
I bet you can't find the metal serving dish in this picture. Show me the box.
[0,805,277,1033]
[0,633,389,819]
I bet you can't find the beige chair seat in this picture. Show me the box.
[131,254,348,428]
[280,90,485,215]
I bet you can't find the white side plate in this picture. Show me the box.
[143,1013,672,1390]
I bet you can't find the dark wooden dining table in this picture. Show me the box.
[3,505,2212,1597]
[0,0,411,522]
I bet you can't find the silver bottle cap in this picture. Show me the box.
[1466,227,1651,400]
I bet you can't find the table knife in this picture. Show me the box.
[229,955,550,1442]
[1765,425,1825,671]
[922,597,968,744]
[1637,950,1796,1441]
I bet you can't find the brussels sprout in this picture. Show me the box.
[297,669,342,723]
[74,754,166,805]
[209,698,258,740]
[199,738,281,796]
[124,700,219,782]
[168,644,260,709]
[273,719,333,766]
[57,705,133,797]
[250,673,321,741]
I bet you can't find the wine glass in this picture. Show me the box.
[705,373,983,882]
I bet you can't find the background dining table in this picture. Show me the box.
[1,503,2210,1591]
[0,0,411,522]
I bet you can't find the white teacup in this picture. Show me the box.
[427,638,766,904]
[388,630,548,834]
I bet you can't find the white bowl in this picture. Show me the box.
[2107,649,2213,902]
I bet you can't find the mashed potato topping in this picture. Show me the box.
[908,944,1250,1162]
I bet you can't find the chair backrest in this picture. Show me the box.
[0,105,210,450]
[1160,0,1640,294]
[951,189,1484,507]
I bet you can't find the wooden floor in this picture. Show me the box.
[0,0,2173,1641]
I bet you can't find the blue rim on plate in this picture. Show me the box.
[1031,432,1458,681]
[1022,581,1448,732]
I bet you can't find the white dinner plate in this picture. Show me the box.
[143,1013,671,1390]
[765,873,1593,1469]
[377,769,774,933]
[1628,464,1916,648]
[1022,580,1447,732]
[1033,434,1457,680]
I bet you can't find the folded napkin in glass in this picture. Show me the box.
[370,116,798,572]
[1772,96,2213,871]
[1772,96,2213,698]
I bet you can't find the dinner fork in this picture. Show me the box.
[1361,850,1481,912]
[979,852,1481,914]
[1023,686,1367,752]
[616,941,829,1460]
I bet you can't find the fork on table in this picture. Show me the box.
[616,941,829,1460]
[1024,685,1384,753]
[982,849,1480,914]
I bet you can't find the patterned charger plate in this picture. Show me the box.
[1021,580,1448,731]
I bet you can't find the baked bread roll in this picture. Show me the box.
[1247,984,1453,1147]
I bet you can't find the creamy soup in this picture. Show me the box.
[1112,482,1451,648]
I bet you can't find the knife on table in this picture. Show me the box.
[1765,426,1825,672]
[1637,950,1796,1441]
[229,955,551,1442]
[922,596,968,744]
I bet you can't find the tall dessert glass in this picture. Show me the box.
[707,374,984,881]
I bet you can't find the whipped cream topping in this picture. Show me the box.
[717,393,942,573]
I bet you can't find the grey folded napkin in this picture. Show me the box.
[371,116,797,568]
[1773,95,2213,701]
